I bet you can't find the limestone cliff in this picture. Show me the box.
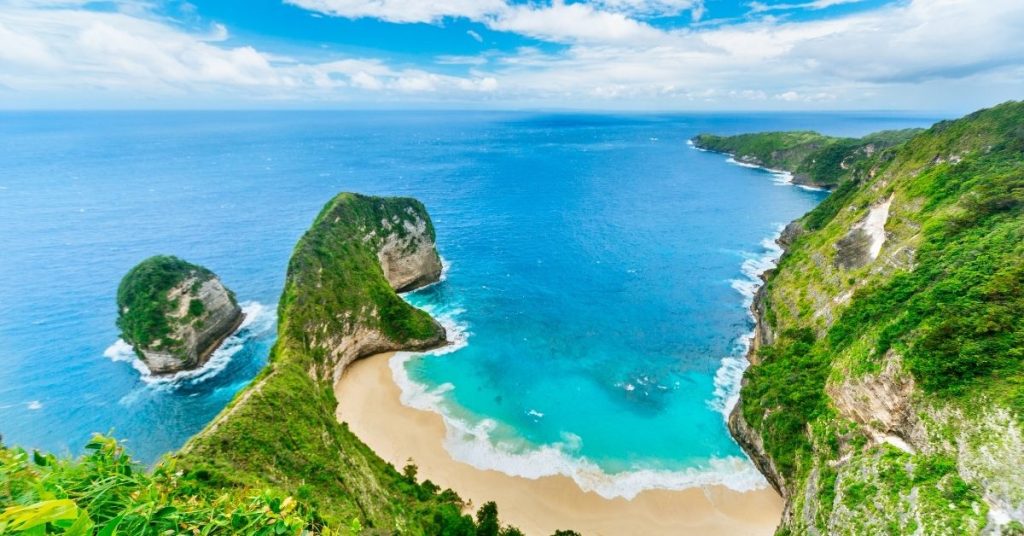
[177,193,452,529]
[724,102,1024,535]
[116,256,244,375]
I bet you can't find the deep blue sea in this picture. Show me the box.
[0,110,936,495]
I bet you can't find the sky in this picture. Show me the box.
[0,0,1021,110]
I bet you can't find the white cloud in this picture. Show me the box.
[1,0,1023,110]
[467,29,483,42]
[748,0,866,14]
[0,6,500,104]
[594,0,705,19]
[490,1,666,44]
[287,0,703,44]
[283,0,505,24]
[436,55,489,65]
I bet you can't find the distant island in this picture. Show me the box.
[2,101,1023,535]
[116,255,244,375]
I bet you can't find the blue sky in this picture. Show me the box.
[0,0,1021,110]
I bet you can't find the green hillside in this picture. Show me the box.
[693,128,922,189]
[730,101,1024,534]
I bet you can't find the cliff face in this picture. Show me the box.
[281,193,446,384]
[724,102,1024,535]
[117,256,244,375]
[377,215,444,293]
[178,193,454,530]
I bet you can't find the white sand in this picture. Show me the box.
[335,352,784,536]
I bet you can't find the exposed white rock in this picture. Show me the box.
[855,195,893,261]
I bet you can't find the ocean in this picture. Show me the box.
[0,110,935,493]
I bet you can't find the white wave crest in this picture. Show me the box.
[390,370,768,498]
[711,224,787,421]
[686,139,709,152]
[722,155,810,190]
[104,301,275,388]
[391,284,769,497]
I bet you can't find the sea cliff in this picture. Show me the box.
[718,102,1024,534]
[173,193,467,530]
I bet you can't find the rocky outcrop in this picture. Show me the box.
[376,212,444,292]
[828,350,917,451]
[729,403,787,496]
[723,102,1024,535]
[117,256,244,375]
[140,277,244,374]
[278,193,446,385]
[177,194,455,529]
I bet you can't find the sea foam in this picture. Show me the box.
[710,225,787,423]
[104,301,275,389]
[390,268,771,498]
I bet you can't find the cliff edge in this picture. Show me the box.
[723,101,1024,535]
[176,193,459,531]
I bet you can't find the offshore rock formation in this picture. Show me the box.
[116,256,243,375]
[720,102,1024,534]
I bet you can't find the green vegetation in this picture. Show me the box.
[693,131,835,173]
[692,128,921,189]
[279,193,443,351]
[732,101,1024,533]
[170,193,476,533]
[0,435,531,535]
[115,255,215,354]
[0,435,310,535]
[1,193,544,534]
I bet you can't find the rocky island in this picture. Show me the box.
[116,255,244,375]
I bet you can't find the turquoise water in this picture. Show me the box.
[0,111,935,492]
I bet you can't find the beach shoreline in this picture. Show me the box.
[334,352,784,536]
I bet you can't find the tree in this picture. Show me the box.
[475,501,500,536]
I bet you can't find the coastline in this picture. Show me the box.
[687,139,831,192]
[334,352,784,536]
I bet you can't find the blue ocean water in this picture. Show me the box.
[0,111,935,490]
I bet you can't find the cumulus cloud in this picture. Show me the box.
[1,0,1022,109]
[0,5,500,104]
[748,0,866,14]
[283,0,505,24]
[490,2,666,44]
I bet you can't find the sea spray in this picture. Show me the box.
[710,226,786,421]
[105,301,276,390]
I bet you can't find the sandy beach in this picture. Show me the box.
[334,352,784,536]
